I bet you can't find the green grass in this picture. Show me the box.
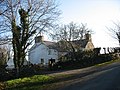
[5,73,72,90]
[5,75,55,90]
[95,59,120,67]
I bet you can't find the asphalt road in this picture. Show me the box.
[60,63,120,90]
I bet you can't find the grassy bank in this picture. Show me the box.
[95,59,120,67]
[3,59,120,90]
[5,75,54,90]
[5,73,72,90]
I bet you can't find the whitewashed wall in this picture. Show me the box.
[29,43,58,65]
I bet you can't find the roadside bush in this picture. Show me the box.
[0,66,12,81]
[20,65,35,77]
[53,48,119,70]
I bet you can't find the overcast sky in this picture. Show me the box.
[58,0,120,47]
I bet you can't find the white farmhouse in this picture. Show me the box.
[28,36,58,66]
[29,33,94,66]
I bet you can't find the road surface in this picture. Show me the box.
[60,63,120,90]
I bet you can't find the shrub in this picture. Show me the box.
[54,48,119,70]
[19,65,35,77]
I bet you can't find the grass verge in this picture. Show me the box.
[4,59,120,90]
[5,75,54,90]
[5,74,72,90]
[95,59,120,67]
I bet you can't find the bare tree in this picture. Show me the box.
[107,22,120,46]
[0,0,60,76]
[52,22,92,60]
[52,22,91,52]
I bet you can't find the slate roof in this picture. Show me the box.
[43,41,56,49]
[71,39,88,48]
[29,39,92,52]
[29,41,56,51]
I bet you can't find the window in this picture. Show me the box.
[54,50,56,52]
[41,59,44,64]
[54,50,57,55]
[48,50,51,55]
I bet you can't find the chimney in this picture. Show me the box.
[35,36,44,43]
[85,33,92,41]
